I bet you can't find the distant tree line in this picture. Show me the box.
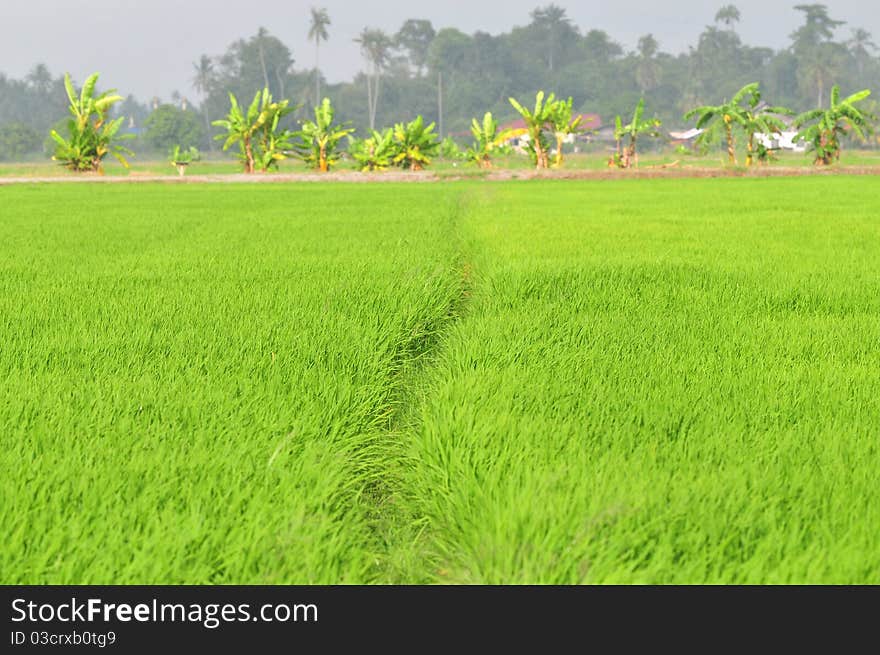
[2,3,879,159]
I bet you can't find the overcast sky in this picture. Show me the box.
[1,1,876,100]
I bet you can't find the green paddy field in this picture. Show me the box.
[2,177,879,583]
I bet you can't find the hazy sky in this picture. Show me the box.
[1,1,876,100]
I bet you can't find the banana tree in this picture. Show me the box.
[391,115,439,171]
[684,82,759,165]
[169,145,200,176]
[465,112,510,169]
[49,73,133,173]
[348,128,395,171]
[296,98,353,172]
[508,91,558,169]
[612,99,661,169]
[740,93,793,166]
[550,98,587,167]
[213,87,296,173]
[794,86,874,165]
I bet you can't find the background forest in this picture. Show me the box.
[1,3,878,158]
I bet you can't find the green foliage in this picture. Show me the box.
[465,112,505,168]
[438,137,463,161]
[739,92,793,166]
[169,145,200,164]
[391,115,440,170]
[684,82,761,165]
[212,87,296,173]
[509,91,558,169]
[144,105,204,151]
[613,98,662,168]
[550,97,588,167]
[295,98,354,172]
[0,122,41,160]
[348,129,395,171]
[168,145,200,176]
[49,73,133,173]
[795,86,874,164]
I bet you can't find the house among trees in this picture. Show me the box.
[500,113,602,150]
[752,110,807,152]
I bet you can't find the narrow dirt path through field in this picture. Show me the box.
[362,190,477,582]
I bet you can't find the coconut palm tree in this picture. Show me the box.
[684,82,760,165]
[355,28,392,130]
[715,5,741,30]
[192,56,214,101]
[794,85,874,165]
[635,34,660,93]
[26,63,53,94]
[848,28,877,76]
[529,4,573,72]
[192,55,215,149]
[308,8,331,105]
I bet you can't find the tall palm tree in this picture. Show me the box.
[684,82,760,165]
[308,7,331,104]
[635,34,660,92]
[799,42,846,108]
[192,55,215,149]
[192,55,214,100]
[26,63,53,94]
[848,28,877,76]
[256,27,271,91]
[715,5,741,30]
[529,4,572,72]
[355,28,392,130]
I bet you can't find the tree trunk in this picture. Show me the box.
[366,72,374,130]
[555,135,564,167]
[315,41,321,105]
[726,125,736,165]
[258,41,270,91]
[438,72,444,139]
[244,136,255,174]
[628,136,637,169]
[746,134,754,167]
[374,72,381,130]
[319,143,328,172]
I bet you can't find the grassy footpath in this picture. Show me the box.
[0,183,464,583]
[396,177,880,583]
[2,177,879,584]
